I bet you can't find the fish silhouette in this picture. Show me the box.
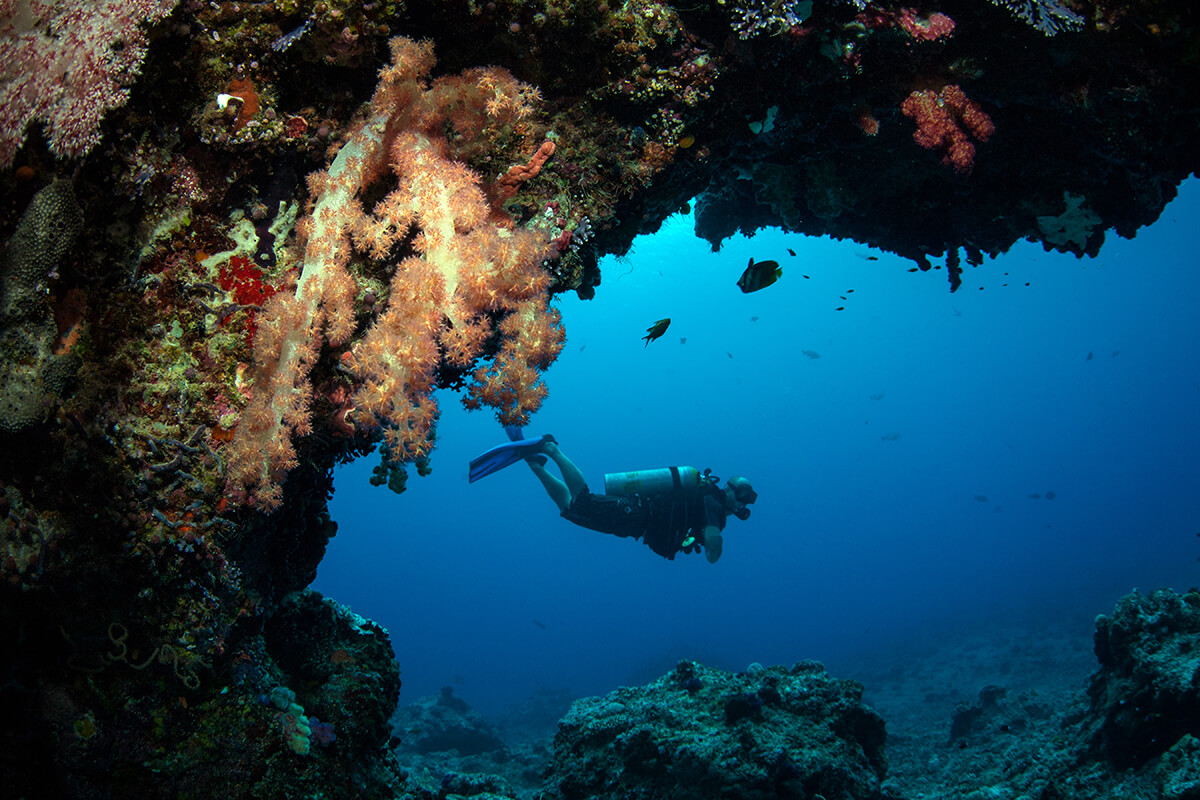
[642,318,670,346]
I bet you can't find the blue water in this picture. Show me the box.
[316,179,1200,717]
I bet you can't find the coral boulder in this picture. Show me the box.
[542,659,892,800]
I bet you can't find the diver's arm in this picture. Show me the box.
[703,526,723,563]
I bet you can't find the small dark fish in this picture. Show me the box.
[750,316,759,322]
[974,495,989,502]
[1111,350,1120,357]
[1029,493,1042,499]
[1045,491,1057,500]
[738,258,782,293]
[578,344,586,352]
[839,295,847,300]
[532,620,547,630]
[907,267,919,272]
[869,393,884,401]
[727,352,734,359]
[787,248,797,256]
[835,306,845,311]
[802,350,820,359]
[880,432,901,441]
[1086,351,1094,361]
[847,289,855,293]
[803,274,810,279]
[679,337,687,344]
[642,318,670,346]
[856,253,879,261]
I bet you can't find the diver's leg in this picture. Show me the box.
[542,441,587,501]
[528,460,571,512]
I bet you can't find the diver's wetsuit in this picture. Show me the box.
[561,482,728,559]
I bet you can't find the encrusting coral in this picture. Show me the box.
[226,37,564,508]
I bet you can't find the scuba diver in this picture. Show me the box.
[469,428,757,562]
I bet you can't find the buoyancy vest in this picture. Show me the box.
[639,475,726,560]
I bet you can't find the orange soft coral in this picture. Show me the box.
[227,37,562,501]
[465,298,564,425]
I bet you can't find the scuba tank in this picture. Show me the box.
[604,466,703,498]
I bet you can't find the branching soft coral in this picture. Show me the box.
[465,299,565,426]
[226,37,562,506]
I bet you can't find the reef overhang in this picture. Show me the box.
[1,0,1198,796]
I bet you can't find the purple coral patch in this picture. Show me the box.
[308,717,337,747]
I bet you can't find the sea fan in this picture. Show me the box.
[987,0,1084,35]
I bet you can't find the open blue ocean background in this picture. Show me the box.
[316,179,1200,718]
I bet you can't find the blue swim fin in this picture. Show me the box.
[468,434,555,482]
[505,424,549,467]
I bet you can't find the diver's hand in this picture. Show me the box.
[703,528,723,563]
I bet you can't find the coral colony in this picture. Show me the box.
[225,39,565,509]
